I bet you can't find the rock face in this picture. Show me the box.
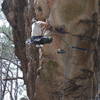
[2,0,100,100]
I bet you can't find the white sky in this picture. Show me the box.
[0,0,9,27]
[0,19,9,27]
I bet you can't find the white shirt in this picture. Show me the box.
[31,21,47,36]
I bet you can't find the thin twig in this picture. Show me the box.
[0,56,21,68]
[0,77,23,81]
[1,32,14,42]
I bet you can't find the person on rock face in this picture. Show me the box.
[26,19,53,45]
[31,18,51,37]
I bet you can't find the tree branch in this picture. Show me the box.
[0,56,21,68]
[1,77,23,81]
[2,32,14,42]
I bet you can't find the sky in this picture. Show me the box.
[0,0,9,27]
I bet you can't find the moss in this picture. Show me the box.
[47,60,58,73]
[40,60,58,84]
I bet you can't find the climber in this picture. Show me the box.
[32,18,52,35]
[26,18,53,45]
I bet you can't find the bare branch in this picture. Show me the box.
[0,77,23,81]
[0,56,21,68]
[2,32,14,42]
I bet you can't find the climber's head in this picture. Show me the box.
[32,18,37,23]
